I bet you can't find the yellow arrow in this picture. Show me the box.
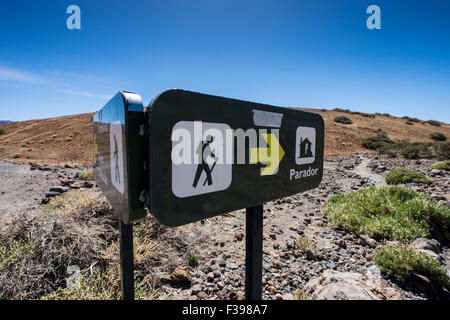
[250,133,285,176]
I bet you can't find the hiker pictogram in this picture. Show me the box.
[114,134,120,184]
[171,121,232,198]
[109,121,125,194]
[193,135,219,188]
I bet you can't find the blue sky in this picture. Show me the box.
[0,0,449,122]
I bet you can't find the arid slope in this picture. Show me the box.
[0,110,448,167]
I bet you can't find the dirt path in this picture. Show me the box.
[0,161,78,216]
[352,157,386,187]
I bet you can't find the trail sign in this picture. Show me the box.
[94,89,325,300]
[93,91,147,224]
[147,89,324,227]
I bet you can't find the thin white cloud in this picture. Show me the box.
[60,89,110,99]
[49,70,104,82]
[0,65,42,84]
[0,64,109,100]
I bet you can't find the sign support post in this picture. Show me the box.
[245,204,263,300]
[119,220,135,300]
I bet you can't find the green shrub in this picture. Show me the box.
[76,171,93,181]
[426,120,442,127]
[324,186,450,242]
[382,113,391,117]
[402,116,420,123]
[375,245,450,290]
[430,132,447,142]
[430,160,450,171]
[433,141,450,159]
[361,133,439,159]
[385,168,432,185]
[361,130,394,150]
[406,121,413,125]
[0,128,4,135]
[400,143,433,159]
[379,147,398,158]
[334,116,353,125]
[187,253,199,268]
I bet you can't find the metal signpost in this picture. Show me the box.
[93,91,147,300]
[93,89,324,300]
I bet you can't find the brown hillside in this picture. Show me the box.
[0,110,448,167]
[0,113,95,167]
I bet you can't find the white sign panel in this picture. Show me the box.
[295,126,316,165]
[110,121,125,194]
[171,121,232,198]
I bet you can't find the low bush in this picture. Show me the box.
[406,121,413,125]
[76,171,93,181]
[430,132,447,142]
[0,128,4,135]
[361,130,393,150]
[426,120,442,127]
[400,143,433,159]
[332,108,375,118]
[334,116,353,125]
[430,160,450,171]
[385,168,432,185]
[433,141,450,159]
[402,116,420,123]
[361,131,442,159]
[324,186,450,242]
[375,245,450,290]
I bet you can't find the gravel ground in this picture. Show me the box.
[0,161,86,216]
[0,154,448,300]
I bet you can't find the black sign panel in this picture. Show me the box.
[93,91,147,224]
[147,89,324,227]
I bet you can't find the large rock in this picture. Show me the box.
[409,238,440,260]
[49,186,69,194]
[304,269,402,300]
[359,235,377,248]
[170,266,192,284]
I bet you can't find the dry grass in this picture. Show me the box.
[295,236,317,252]
[0,189,212,300]
[0,190,117,299]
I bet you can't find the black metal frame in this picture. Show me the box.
[119,220,134,300]
[245,204,263,300]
